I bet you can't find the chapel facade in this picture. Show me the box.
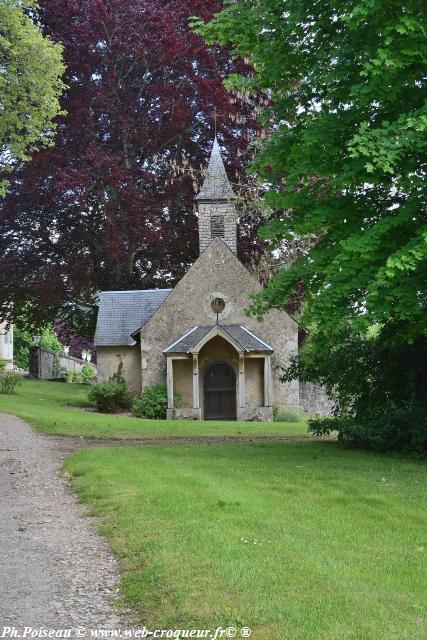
[95,138,300,420]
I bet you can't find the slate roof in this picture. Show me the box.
[223,325,273,352]
[164,326,212,354]
[195,137,237,201]
[95,289,172,347]
[164,324,273,354]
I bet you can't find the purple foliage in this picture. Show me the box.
[54,320,96,363]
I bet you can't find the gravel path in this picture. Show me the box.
[0,413,125,630]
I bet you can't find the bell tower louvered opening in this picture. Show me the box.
[210,215,225,239]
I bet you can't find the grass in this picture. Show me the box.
[1,379,425,637]
[65,441,427,640]
[0,378,308,439]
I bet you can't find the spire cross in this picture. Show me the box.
[212,109,225,137]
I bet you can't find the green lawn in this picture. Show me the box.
[66,441,427,640]
[0,379,308,439]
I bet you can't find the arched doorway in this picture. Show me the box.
[204,361,236,420]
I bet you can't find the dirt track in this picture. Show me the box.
[0,413,124,629]
[50,431,321,448]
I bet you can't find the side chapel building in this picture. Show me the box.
[95,138,301,420]
[0,321,13,369]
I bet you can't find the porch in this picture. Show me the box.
[163,324,274,421]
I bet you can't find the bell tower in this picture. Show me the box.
[195,137,237,254]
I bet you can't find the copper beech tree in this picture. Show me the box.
[0,0,266,334]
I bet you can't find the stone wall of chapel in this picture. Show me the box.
[139,240,300,410]
[96,345,141,396]
[299,381,335,416]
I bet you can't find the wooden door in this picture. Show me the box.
[204,361,236,420]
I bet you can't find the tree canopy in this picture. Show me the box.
[194,0,426,341]
[194,0,427,449]
[0,0,266,334]
[0,0,65,194]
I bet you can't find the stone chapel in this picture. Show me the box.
[95,137,302,420]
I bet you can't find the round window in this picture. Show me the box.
[211,297,225,315]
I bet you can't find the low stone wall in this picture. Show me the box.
[237,406,273,422]
[299,382,334,416]
[168,408,201,420]
[29,347,96,380]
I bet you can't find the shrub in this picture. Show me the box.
[281,326,427,452]
[111,360,126,384]
[132,384,180,419]
[0,370,23,394]
[273,407,303,423]
[0,358,6,373]
[308,404,427,453]
[52,353,64,379]
[65,366,95,384]
[88,380,129,412]
[88,362,129,412]
[81,363,96,384]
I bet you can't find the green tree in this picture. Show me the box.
[39,324,63,353]
[0,0,65,193]
[13,325,33,368]
[193,0,427,449]
[14,322,63,368]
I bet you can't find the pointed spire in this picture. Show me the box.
[195,137,237,201]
